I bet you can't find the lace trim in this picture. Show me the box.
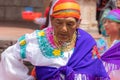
[75,74,110,80]
[103,61,120,75]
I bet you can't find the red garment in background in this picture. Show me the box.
[40,7,50,30]
[44,7,50,17]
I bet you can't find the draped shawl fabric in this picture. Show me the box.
[101,42,120,73]
[101,42,120,65]
[35,29,109,80]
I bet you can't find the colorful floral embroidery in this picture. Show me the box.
[92,45,100,59]
[38,31,45,36]
[53,49,61,56]
[20,40,26,46]
[19,35,27,59]
[96,38,107,54]
[45,27,56,48]
[36,29,64,58]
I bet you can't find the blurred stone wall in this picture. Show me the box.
[0,0,44,21]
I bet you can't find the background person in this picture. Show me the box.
[96,9,120,80]
[96,9,120,54]
[98,0,120,36]
[33,0,53,30]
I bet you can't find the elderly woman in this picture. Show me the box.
[96,9,120,80]
[0,0,110,80]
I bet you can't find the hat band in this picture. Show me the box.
[51,9,80,19]
[53,2,80,12]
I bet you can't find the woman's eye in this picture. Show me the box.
[67,23,74,26]
[108,20,113,23]
[56,22,62,24]
[67,24,72,26]
[55,21,62,25]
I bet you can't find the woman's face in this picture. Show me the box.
[103,19,120,36]
[51,17,79,42]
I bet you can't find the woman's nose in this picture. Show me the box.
[62,24,68,32]
[103,23,107,27]
[103,22,109,29]
[103,21,108,27]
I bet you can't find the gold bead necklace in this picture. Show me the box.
[106,37,113,48]
[54,33,76,52]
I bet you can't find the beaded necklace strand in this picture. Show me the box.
[53,33,76,52]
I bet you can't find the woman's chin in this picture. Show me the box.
[59,39,70,42]
[57,36,67,40]
[58,37,70,42]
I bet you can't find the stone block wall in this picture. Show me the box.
[0,0,44,21]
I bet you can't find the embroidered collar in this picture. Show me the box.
[36,28,64,58]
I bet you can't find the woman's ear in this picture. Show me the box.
[78,19,81,24]
[50,16,54,26]
[50,16,54,21]
[76,19,81,27]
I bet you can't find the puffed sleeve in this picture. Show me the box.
[0,34,35,80]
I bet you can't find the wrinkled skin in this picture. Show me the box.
[51,17,80,42]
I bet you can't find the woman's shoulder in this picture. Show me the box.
[18,29,45,41]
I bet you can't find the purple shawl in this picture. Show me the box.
[101,42,120,66]
[35,29,109,80]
